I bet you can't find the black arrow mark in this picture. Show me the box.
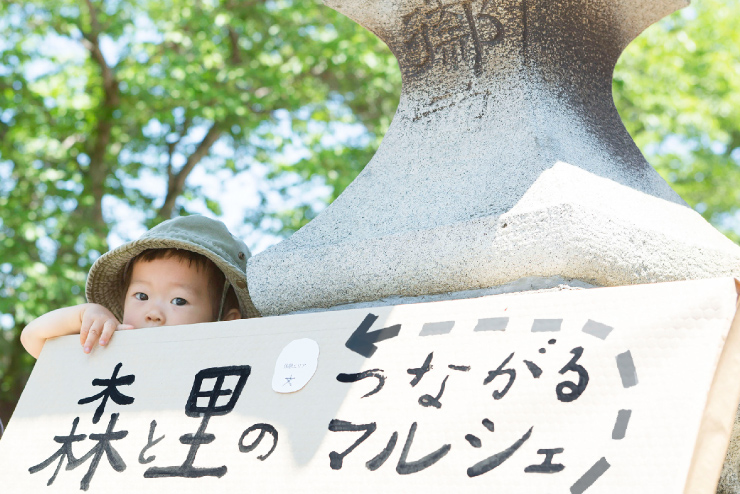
[345,313,401,358]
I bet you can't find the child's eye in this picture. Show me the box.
[134,292,148,301]
[171,297,188,306]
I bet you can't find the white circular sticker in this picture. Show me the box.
[271,338,320,393]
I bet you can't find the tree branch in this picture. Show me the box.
[78,0,121,229]
[166,141,177,179]
[158,124,223,218]
[165,116,192,180]
[228,27,242,64]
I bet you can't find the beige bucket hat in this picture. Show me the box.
[86,215,259,321]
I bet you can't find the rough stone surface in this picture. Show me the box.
[720,406,740,494]
[249,0,740,316]
[251,161,740,315]
[289,275,594,314]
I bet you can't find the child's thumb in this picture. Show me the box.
[117,324,135,330]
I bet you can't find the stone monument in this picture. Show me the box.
[248,0,740,316]
[246,0,740,492]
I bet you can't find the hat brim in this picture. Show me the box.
[85,237,259,322]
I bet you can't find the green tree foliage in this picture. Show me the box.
[0,0,738,429]
[0,0,400,426]
[614,0,740,240]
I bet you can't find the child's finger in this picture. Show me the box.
[117,324,135,331]
[80,317,92,346]
[98,320,117,346]
[83,320,104,354]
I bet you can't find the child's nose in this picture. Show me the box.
[145,306,165,325]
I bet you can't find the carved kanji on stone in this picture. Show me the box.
[250,0,740,321]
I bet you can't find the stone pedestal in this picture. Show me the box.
[248,0,740,316]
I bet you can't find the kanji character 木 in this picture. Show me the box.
[29,417,87,487]
[77,363,135,424]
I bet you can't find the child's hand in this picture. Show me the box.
[79,304,134,354]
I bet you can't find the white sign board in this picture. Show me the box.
[1,278,739,493]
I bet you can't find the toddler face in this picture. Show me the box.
[121,256,215,328]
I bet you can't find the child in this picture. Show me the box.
[21,215,259,358]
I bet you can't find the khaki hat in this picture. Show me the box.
[86,215,259,321]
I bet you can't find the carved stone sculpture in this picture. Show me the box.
[248,2,740,490]
[248,0,740,317]
[249,0,740,315]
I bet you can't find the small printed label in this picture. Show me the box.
[272,339,320,393]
